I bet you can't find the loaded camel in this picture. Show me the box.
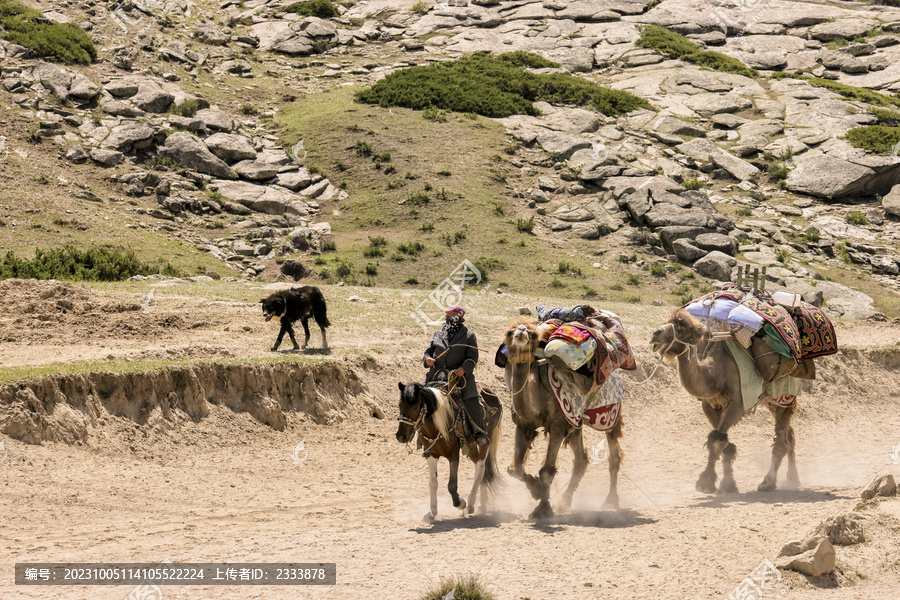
[502,318,623,518]
[649,309,814,494]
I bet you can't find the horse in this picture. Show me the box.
[395,381,503,522]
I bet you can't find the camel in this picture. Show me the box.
[502,318,624,518]
[649,308,814,494]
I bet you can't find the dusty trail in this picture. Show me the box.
[1,280,899,599]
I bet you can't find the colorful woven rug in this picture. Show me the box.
[539,364,625,432]
[790,303,838,359]
[716,288,802,364]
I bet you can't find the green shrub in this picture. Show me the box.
[411,1,429,15]
[436,169,451,177]
[321,240,336,252]
[735,206,753,217]
[407,191,430,205]
[775,248,791,264]
[637,25,757,77]
[397,241,425,256]
[650,262,667,277]
[803,227,821,243]
[420,223,434,232]
[845,210,869,225]
[241,103,259,116]
[870,107,900,126]
[423,107,448,122]
[682,178,703,190]
[473,257,503,282]
[364,263,378,276]
[0,0,96,64]
[355,51,650,118]
[767,164,789,181]
[335,260,353,278]
[626,274,641,286]
[405,277,419,285]
[516,216,535,234]
[498,50,559,68]
[363,246,385,258]
[170,99,199,118]
[355,141,373,157]
[550,278,564,288]
[557,261,582,276]
[0,246,175,281]
[284,0,338,18]
[844,125,900,155]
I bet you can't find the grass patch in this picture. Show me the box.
[283,0,337,18]
[771,72,900,108]
[0,246,180,281]
[844,125,900,155]
[682,178,703,190]
[411,0,429,14]
[516,216,535,234]
[355,51,651,118]
[170,99,199,118]
[845,211,869,225]
[418,574,495,600]
[637,26,757,78]
[649,262,667,277]
[0,0,96,64]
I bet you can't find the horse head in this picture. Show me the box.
[396,382,439,444]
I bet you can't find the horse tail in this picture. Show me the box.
[482,420,504,496]
[313,288,331,328]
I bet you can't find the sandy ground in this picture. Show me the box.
[1,279,899,600]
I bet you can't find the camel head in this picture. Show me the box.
[504,317,541,364]
[649,308,706,359]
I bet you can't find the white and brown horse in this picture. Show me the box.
[396,382,503,522]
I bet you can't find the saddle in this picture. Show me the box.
[427,371,498,447]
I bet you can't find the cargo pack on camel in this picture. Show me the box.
[496,305,635,518]
[650,267,837,495]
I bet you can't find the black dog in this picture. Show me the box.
[260,286,330,351]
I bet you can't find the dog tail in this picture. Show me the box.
[314,289,331,328]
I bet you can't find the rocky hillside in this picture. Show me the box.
[1,0,899,318]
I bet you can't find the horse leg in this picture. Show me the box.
[603,418,624,509]
[558,429,587,513]
[425,456,438,522]
[467,453,486,516]
[759,404,798,491]
[530,423,566,519]
[448,454,466,513]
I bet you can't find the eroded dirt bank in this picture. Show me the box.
[0,359,382,446]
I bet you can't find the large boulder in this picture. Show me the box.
[536,131,592,159]
[275,169,313,191]
[694,232,736,255]
[159,132,234,178]
[234,160,279,181]
[102,122,155,153]
[694,251,736,281]
[775,537,836,577]
[677,138,759,181]
[883,184,900,217]
[553,203,594,222]
[645,205,731,230]
[131,82,175,113]
[204,133,258,163]
[33,63,72,100]
[68,73,101,100]
[785,155,875,198]
[196,109,235,132]
[194,24,230,46]
[673,239,708,262]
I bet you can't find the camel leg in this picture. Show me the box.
[759,404,798,491]
[425,456,438,522]
[715,400,744,495]
[603,418,624,509]
[696,402,723,494]
[559,429,587,513]
[530,423,566,519]
[448,455,466,512]
[467,458,486,516]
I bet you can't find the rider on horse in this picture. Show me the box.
[423,305,490,447]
